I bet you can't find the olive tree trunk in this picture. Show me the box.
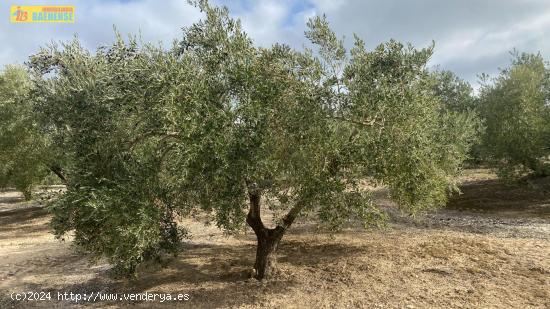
[252,227,283,279]
[246,188,301,280]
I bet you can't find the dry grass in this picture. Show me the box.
[0,170,548,308]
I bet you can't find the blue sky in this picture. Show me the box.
[2,0,550,89]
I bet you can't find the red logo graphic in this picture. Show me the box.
[13,6,28,21]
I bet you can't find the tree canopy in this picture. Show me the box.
[0,65,64,199]
[429,69,476,113]
[478,51,550,178]
[16,1,479,279]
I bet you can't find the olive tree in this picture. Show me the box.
[428,69,483,163]
[478,52,550,178]
[429,69,476,113]
[30,2,477,279]
[0,65,64,199]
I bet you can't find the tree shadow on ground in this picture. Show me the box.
[277,239,368,266]
[0,206,50,238]
[0,195,25,205]
[447,177,550,217]
[49,238,370,308]
[50,241,302,308]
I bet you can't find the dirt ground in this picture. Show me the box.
[0,170,548,308]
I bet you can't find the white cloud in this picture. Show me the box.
[0,0,203,65]
[307,0,550,85]
[238,1,289,46]
[1,0,549,88]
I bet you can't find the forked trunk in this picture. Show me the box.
[246,185,302,280]
[253,228,283,279]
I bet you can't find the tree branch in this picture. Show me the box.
[327,115,378,128]
[246,182,265,236]
[45,164,67,184]
[127,131,180,150]
[276,201,305,232]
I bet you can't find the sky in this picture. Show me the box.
[2,0,550,89]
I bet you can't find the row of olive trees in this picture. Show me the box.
[0,1,545,279]
[478,52,550,178]
[429,52,550,178]
[0,65,66,199]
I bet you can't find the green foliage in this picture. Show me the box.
[478,52,550,178]
[26,2,478,274]
[343,38,477,212]
[429,69,476,113]
[0,65,52,199]
[428,69,483,163]
[30,36,191,274]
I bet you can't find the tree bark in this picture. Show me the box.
[48,165,67,184]
[246,186,303,280]
[253,227,283,280]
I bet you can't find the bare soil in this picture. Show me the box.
[0,170,548,308]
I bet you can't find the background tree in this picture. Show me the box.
[478,52,550,178]
[428,69,483,163]
[0,65,64,199]
[30,1,478,280]
[429,69,476,113]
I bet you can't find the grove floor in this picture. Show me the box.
[0,170,548,308]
